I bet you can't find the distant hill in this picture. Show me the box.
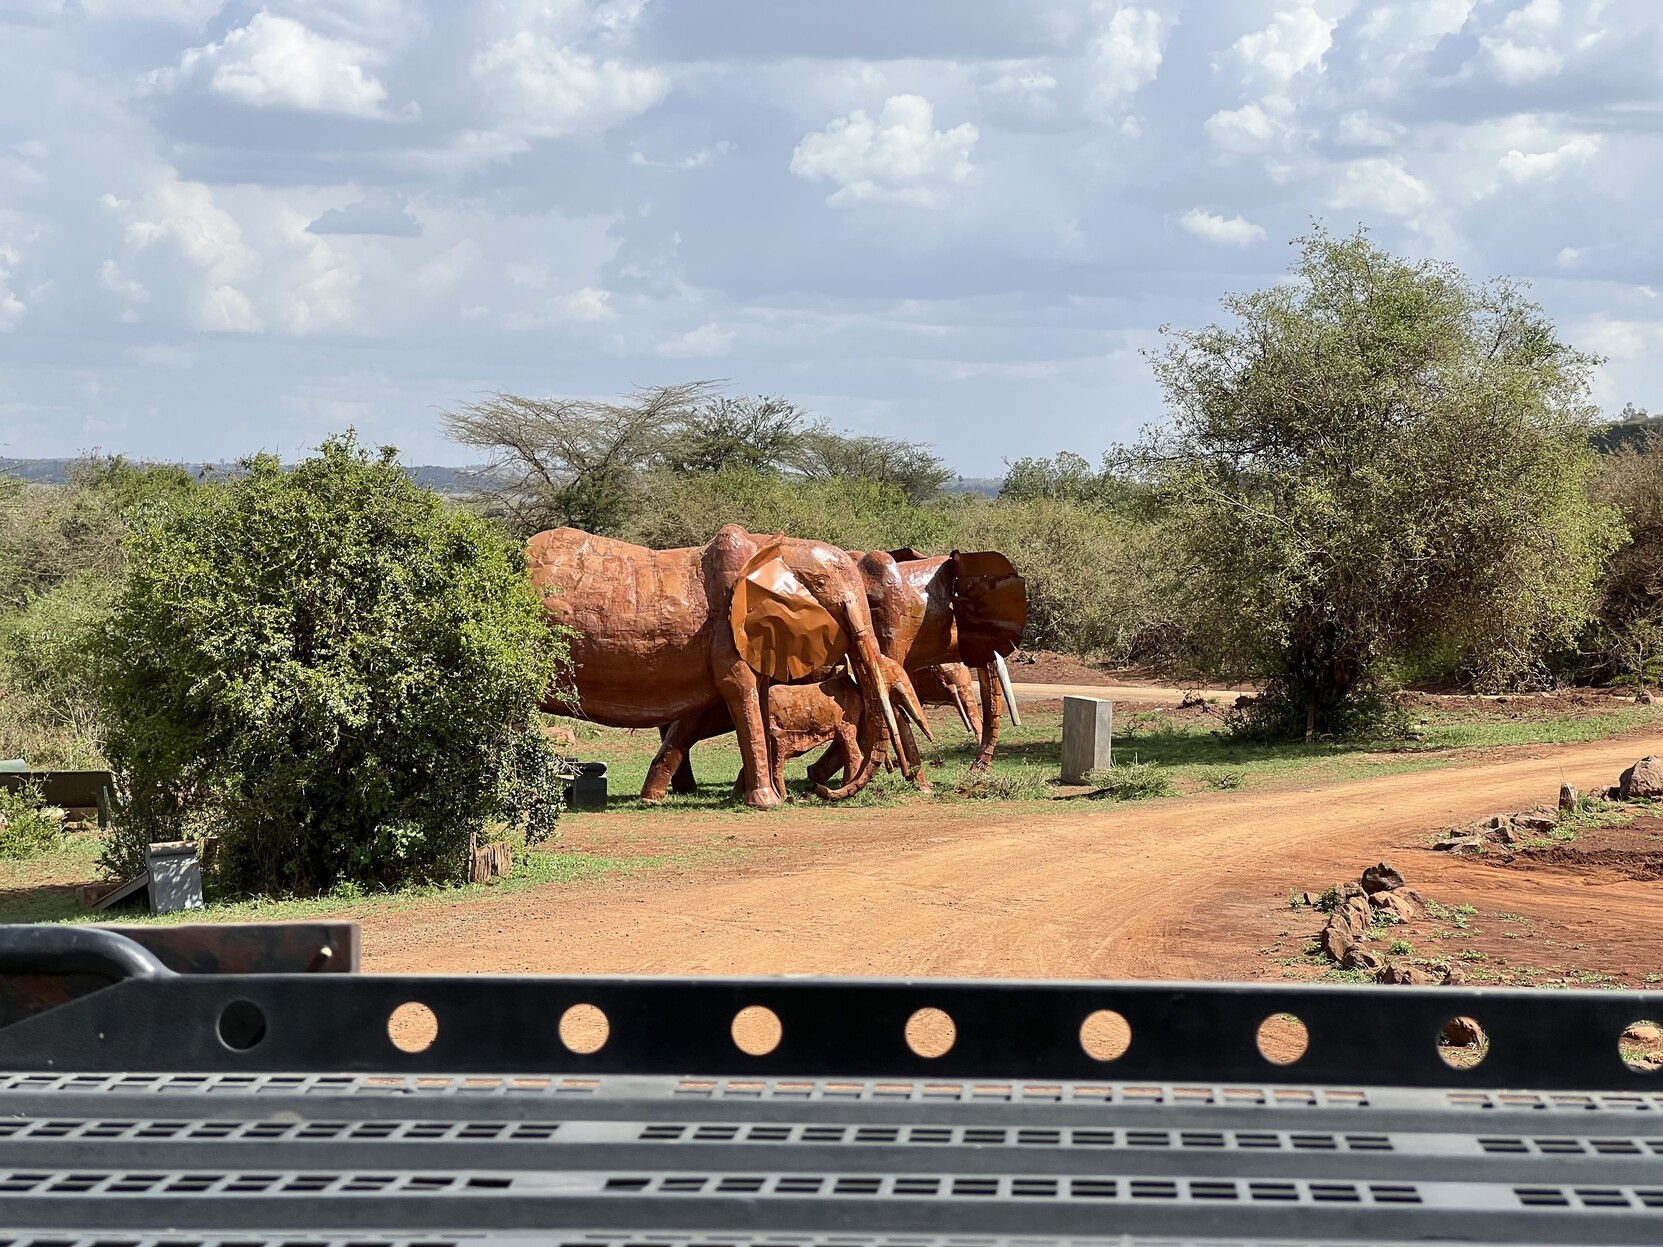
[1591,412,1663,455]
[0,457,489,495]
[942,476,1002,498]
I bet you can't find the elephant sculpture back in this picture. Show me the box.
[524,527,718,726]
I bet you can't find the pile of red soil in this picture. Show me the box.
[1489,814,1663,883]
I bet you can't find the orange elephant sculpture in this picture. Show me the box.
[664,548,1026,795]
[528,524,926,809]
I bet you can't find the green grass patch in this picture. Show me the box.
[0,839,680,926]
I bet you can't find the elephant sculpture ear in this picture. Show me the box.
[731,545,850,681]
[950,550,1027,667]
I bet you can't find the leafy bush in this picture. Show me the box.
[98,433,569,896]
[0,782,64,860]
[1082,760,1172,800]
[1584,443,1663,686]
[948,497,1178,662]
[1,457,200,768]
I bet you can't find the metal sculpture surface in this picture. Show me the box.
[528,525,921,808]
[667,547,1028,795]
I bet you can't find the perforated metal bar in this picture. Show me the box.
[3,929,1662,1243]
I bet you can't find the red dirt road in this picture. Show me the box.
[362,735,1663,982]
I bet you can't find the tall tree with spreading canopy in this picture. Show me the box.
[1132,227,1622,739]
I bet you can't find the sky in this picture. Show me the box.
[1,0,1661,475]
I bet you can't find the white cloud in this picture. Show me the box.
[1478,0,1601,84]
[199,284,261,332]
[1327,157,1434,216]
[1205,101,1285,152]
[1334,110,1401,147]
[1498,135,1599,181]
[472,32,667,139]
[1178,209,1266,246]
[1578,317,1662,361]
[656,321,733,357]
[1086,4,1167,123]
[105,173,264,332]
[99,258,148,302]
[790,94,978,209]
[563,286,615,321]
[1555,246,1584,267]
[1228,4,1341,85]
[0,244,24,332]
[147,13,402,120]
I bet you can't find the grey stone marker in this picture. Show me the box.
[1061,696,1114,784]
[146,841,204,915]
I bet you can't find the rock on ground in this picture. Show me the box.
[1624,1023,1662,1044]
[1370,890,1425,923]
[1559,783,1578,810]
[1377,964,1438,986]
[1361,862,1405,894]
[1619,756,1663,800]
[1441,1016,1484,1046]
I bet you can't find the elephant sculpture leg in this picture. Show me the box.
[648,707,729,802]
[658,724,699,795]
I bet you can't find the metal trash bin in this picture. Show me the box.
[565,760,608,811]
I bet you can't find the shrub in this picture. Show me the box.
[98,433,569,895]
[0,782,64,860]
[956,764,1053,801]
[1082,760,1172,801]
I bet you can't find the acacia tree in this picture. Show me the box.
[1134,227,1623,739]
[443,384,954,537]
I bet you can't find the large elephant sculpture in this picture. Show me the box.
[528,524,924,809]
[665,547,1026,793]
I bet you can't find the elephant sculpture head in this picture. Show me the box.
[849,547,1028,771]
[728,540,932,798]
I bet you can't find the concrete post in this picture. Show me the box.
[1061,696,1113,784]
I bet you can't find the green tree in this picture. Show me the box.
[0,456,201,768]
[663,395,809,476]
[441,382,715,537]
[1586,443,1663,685]
[98,433,568,895]
[1134,227,1622,739]
[791,426,953,505]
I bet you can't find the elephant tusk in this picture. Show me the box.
[874,673,905,756]
[994,652,1022,727]
[893,688,936,743]
[951,684,975,735]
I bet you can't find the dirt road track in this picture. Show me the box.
[1011,682,1231,707]
[362,735,1663,980]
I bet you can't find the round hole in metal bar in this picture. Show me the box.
[1079,1009,1132,1062]
[905,1007,956,1059]
[217,1000,267,1051]
[1256,1013,1309,1066]
[1437,1015,1489,1069]
[387,1001,439,1054]
[731,1005,783,1056]
[1620,1019,1662,1074]
[558,1003,610,1055]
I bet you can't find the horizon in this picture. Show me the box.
[2,1,1662,473]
